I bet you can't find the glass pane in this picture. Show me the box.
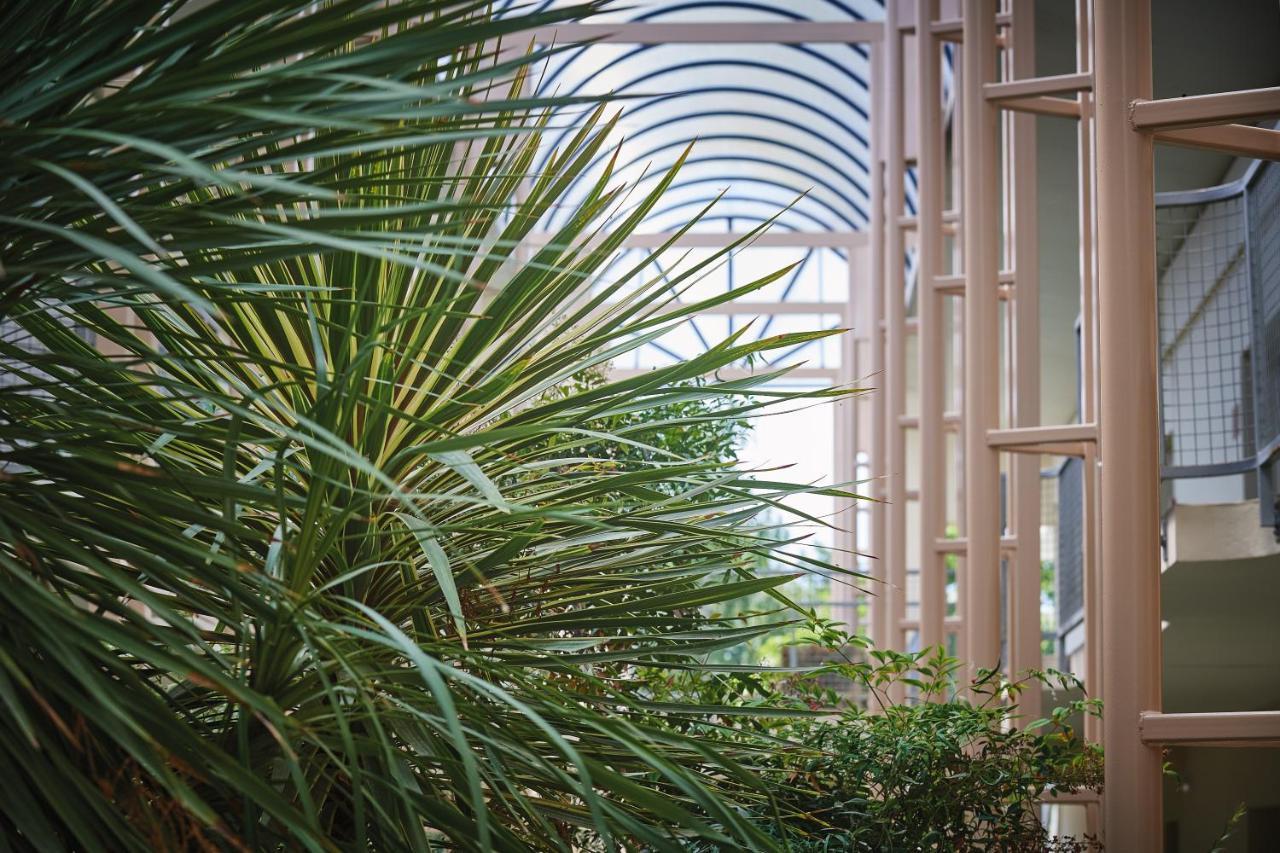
[530,41,871,233]
[499,0,885,23]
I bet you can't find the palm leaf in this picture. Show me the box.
[0,1,869,849]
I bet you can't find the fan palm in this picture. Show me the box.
[0,1,864,849]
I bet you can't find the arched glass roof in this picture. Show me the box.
[511,0,886,234]
[500,1,883,24]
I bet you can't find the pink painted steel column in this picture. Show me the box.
[868,42,888,652]
[883,0,908,684]
[961,0,1002,680]
[1075,0,1104,750]
[915,0,946,657]
[1008,0,1042,718]
[1093,0,1162,846]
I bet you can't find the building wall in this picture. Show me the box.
[1163,747,1280,853]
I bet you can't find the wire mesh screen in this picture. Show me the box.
[1056,458,1084,626]
[1248,161,1280,457]
[1156,194,1254,474]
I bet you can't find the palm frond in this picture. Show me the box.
[0,1,869,849]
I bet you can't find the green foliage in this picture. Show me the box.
[0,1,866,849]
[533,366,752,496]
[646,633,1105,852]
[0,2,1103,850]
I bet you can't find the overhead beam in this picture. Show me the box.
[1139,711,1280,747]
[987,424,1097,457]
[609,367,838,381]
[909,11,1010,38]
[985,71,1092,102]
[996,95,1082,119]
[1153,124,1280,162]
[1129,86,1280,131]
[522,21,882,45]
[690,301,844,315]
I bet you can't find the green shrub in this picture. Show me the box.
[643,638,1104,852]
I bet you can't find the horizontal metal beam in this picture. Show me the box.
[610,367,839,380]
[930,18,964,40]
[985,72,1092,102]
[987,424,1097,456]
[934,274,964,295]
[933,274,1014,298]
[693,301,843,315]
[1139,711,1280,746]
[897,216,957,235]
[1130,86,1280,131]
[935,536,1017,553]
[522,21,882,45]
[995,95,1083,119]
[911,11,1010,39]
[1153,124,1280,162]
[526,231,868,250]
[898,412,961,429]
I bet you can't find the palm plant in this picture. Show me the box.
[0,1,862,849]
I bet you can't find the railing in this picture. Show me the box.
[1155,157,1280,531]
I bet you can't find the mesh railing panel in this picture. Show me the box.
[1056,457,1084,625]
[1248,162,1280,456]
[1156,194,1254,473]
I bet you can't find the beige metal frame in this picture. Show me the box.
[868,2,1280,848]
[525,6,1280,847]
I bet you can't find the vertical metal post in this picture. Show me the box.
[962,0,1002,680]
[1008,0,1042,718]
[915,0,946,657]
[883,0,909,690]
[950,44,967,666]
[1076,0,1105,750]
[1093,0,1162,846]
[869,42,888,652]
[838,255,857,633]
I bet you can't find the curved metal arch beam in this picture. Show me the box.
[539,83,872,177]
[587,230,848,282]
[504,0,878,21]
[545,137,869,226]
[535,47,870,137]
[614,214,853,260]
[539,47,871,117]
[546,167,867,231]
[634,197,855,234]
[596,100,869,170]
[548,109,871,200]
[632,0,874,24]
[553,167,864,229]
[632,193,862,236]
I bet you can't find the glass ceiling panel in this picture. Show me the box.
[596,246,848,371]
[499,0,885,23]
[531,41,871,233]
[611,312,845,371]
[593,246,849,305]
